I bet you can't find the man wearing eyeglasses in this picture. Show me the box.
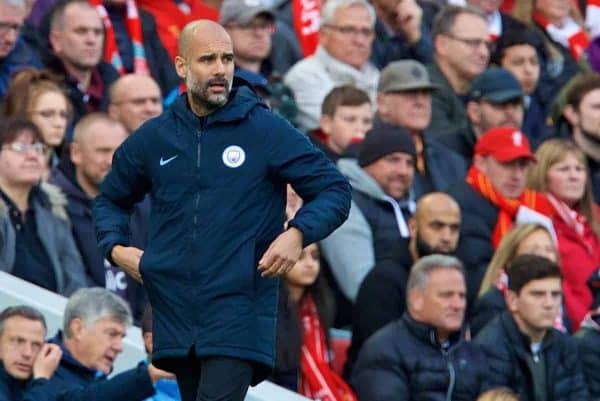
[0,0,42,99]
[427,5,490,138]
[285,0,379,132]
[0,118,86,297]
[220,0,276,78]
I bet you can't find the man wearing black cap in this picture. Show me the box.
[321,126,416,306]
[376,59,467,196]
[440,67,525,161]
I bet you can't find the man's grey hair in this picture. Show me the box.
[321,0,376,27]
[0,0,26,10]
[63,288,132,338]
[431,5,486,41]
[406,254,465,295]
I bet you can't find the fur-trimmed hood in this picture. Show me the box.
[0,182,69,222]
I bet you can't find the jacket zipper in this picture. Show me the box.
[193,130,202,241]
[446,359,456,401]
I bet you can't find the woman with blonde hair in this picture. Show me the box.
[528,138,600,330]
[470,223,560,335]
[2,67,72,170]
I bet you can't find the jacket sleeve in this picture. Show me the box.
[473,330,514,389]
[565,337,591,401]
[264,114,352,246]
[23,364,155,401]
[320,201,374,301]
[350,342,410,401]
[56,223,87,296]
[574,329,600,399]
[93,129,151,262]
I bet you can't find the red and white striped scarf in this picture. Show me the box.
[488,11,502,41]
[89,0,149,75]
[299,295,357,401]
[586,0,600,38]
[533,11,590,61]
[292,0,320,57]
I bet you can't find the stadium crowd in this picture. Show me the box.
[1,0,600,400]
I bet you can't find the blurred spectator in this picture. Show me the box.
[441,67,525,160]
[369,0,433,69]
[24,288,169,401]
[136,0,219,60]
[476,388,519,401]
[221,0,275,77]
[527,139,600,330]
[475,255,590,401]
[471,223,559,335]
[491,28,549,145]
[3,68,71,170]
[344,192,461,379]
[350,255,491,400]
[0,0,42,99]
[320,126,416,304]
[141,305,180,401]
[274,244,355,400]
[574,269,600,400]
[376,59,467,196]
[0,305,62,401]
[511,0,589,109]
[0,118,86,296]
[107,74,162,133]
[466,0,527,40]
[428,5,490,137]
[308,85,372,163]
[285,0,379,132]
[447,126,553,306]
[48,113,148,324]
[89,0,180,98]
[562,72,600,203]
[45,0,119,127]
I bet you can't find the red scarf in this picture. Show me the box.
[466,166,553,248]
[299,295,357,401]
[533,11,589,61]
[292,0,320,57]
[546,193,597,254]
[89,0,149,75]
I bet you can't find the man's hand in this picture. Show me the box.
[148,363,175,383]
[396,0,423,44]
[111,245,144,283]
[258,227,304,277]
[33,344,62,379]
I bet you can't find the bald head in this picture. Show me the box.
[410,192,461,258]
[108,74,163,132]
[178,20,232,60]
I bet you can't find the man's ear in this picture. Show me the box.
[320,115,333,135]
[408,216,417,238]
[408,288,424,313]
[174,56,187,80]
[49,30,61,53]
[562,104,579,127]
[70,142,82,167]
[505,289,519,312]
[466,101,481,127]
[68,317,85,340]
[473,154,486,173]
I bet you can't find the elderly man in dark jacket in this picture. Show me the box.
[93,20,351,401]
[22,288,169,401]
[350,255,491,401]
[475,255,589,401]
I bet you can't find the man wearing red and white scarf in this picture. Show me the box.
[88,0,181,97]
[447,126,553,306]
[465,0,527,41]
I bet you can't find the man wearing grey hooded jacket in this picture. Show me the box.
[321,125,416,304]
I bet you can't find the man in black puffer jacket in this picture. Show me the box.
[350,254,491,401]
[475,255,589,401]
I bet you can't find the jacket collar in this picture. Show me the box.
[402,312,464,350]
[50,331,106,379]
[171,80,267,132]
[499,311,556,354]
